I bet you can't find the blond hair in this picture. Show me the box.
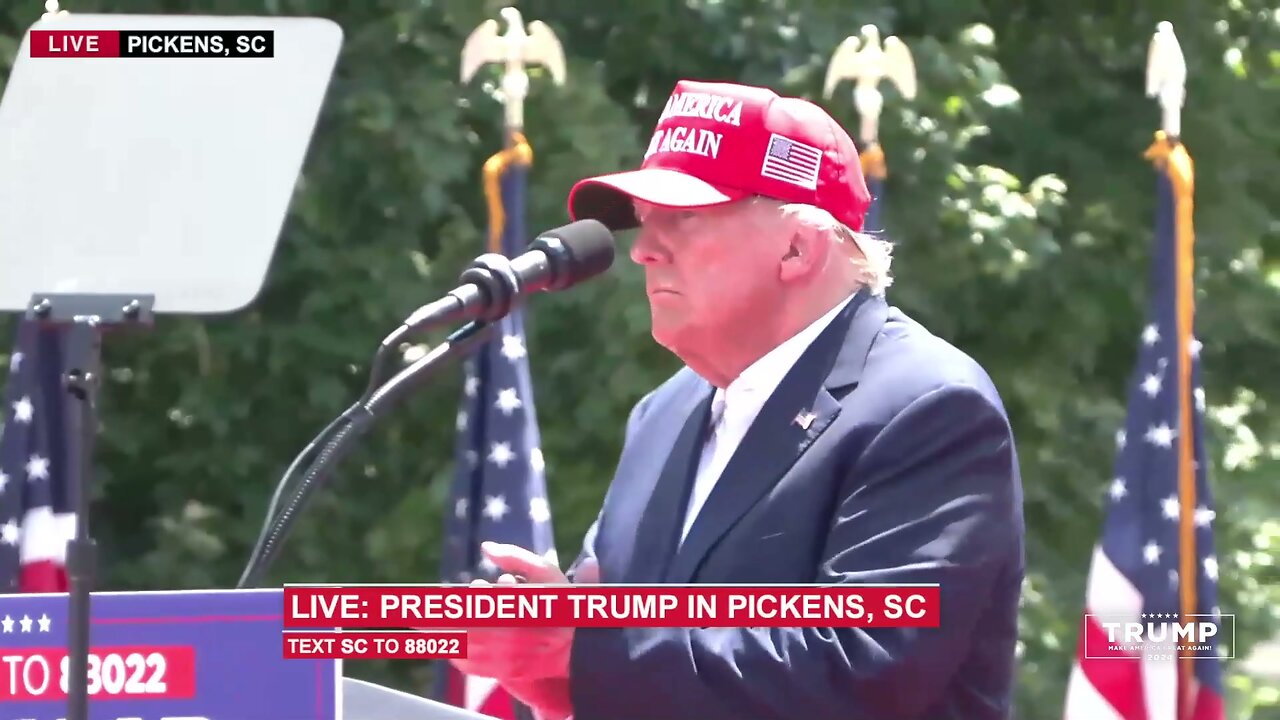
[770,200,895,296]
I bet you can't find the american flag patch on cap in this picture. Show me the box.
[760,134,822,189]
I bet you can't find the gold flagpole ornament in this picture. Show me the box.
[461,6,566,139]
[1146,21,1186,140]
[41,0,69,20]
[823,24,917,147]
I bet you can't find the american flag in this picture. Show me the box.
[433,137,556,719]
[760,134,822,190]
[1063,133,1225,720]
[0,319,75,593]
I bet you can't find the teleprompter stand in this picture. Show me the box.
[24,292,155,720]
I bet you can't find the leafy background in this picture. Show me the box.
[2,0,1278,717]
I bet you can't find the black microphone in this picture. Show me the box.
[404,218,615,331]
[360,219,615,402]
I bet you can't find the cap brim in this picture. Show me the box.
[568,168,750,230]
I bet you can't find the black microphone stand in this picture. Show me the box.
[236,250,524,588]
[25,293,154,720]
[237,318,496,588]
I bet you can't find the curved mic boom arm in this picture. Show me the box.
[236,319,497,588]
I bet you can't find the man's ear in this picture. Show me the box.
[778,223,831,283]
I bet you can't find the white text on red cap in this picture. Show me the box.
[644,91,745,161]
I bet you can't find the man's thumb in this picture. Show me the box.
[480,541,561,582]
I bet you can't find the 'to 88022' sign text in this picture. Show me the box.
[56,651,169,696]
[0,646,196,700]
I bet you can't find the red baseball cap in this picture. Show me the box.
[567,79,871,233]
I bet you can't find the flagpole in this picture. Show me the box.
[823,24,917,233]
[454,10,566,719]
[1145,20,1198,720]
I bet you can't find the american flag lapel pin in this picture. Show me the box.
[793,410,816,430]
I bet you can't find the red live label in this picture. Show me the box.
[0,646,195,700]
[29,31,121,57]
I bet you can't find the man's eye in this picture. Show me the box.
[637,210,698,230]
[670,211,700,227]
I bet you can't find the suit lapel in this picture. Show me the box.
[625,384,713,583]
[663,292,879,583]
[824,294,888,391]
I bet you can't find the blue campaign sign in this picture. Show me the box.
[0,588,337,720]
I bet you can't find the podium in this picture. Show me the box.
[343,678,497,720]
[0,588,491,720]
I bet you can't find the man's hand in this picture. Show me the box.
[450,541,574,680]
[448,542,598,720]
[484,539,600,584]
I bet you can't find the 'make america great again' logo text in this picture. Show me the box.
[1086,613,1234,661]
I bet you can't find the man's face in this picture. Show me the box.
[630,199,785,357]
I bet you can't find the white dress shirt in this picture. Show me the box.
[679,293,857,544]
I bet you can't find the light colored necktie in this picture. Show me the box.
[679,391,728,546]
[708,392,727,438]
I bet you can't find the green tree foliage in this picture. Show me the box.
[2,0,1277,715]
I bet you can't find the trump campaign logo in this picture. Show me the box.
[1086,612,1234,661]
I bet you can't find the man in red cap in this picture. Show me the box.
[452,80,1024,720]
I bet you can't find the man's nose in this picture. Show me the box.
[630,228,667,266]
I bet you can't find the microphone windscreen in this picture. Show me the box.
[537,219,616,287]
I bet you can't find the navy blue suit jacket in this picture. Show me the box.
[564,292,1025,719]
